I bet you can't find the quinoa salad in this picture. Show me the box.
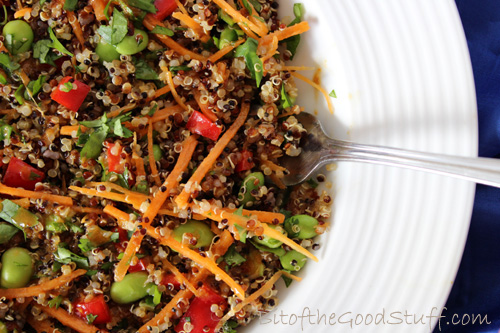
[0,0,333,332]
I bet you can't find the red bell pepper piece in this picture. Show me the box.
[160,273,181,289]
[106,143,124,174]
[153,0,178,20]
[129,257,150,273]
[74,295,112,325]
[235,150,254,172]
[3,157,45,190]
[174,285,227,333]
[51,76,90,112]
[186,111,222,141]
[112,227,129,252]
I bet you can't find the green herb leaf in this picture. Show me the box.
[169,65,191,75]
[0,121,13,142]
[222,320,238,333]
[111,9,128,45]
[33,39,55,65]
[151,25,174,36]
[78,238,97,253]
[104,0,114,20]
[280,84,293,109]
[48,295,63,309]
[25,75,47,99]
[234,224,247,244]
[0,223,19,244]
[234,38,263,87]
[86,314,98,324]
[223,244,247,266]
[248,0,261,12]
[241,0,252,13]
[48,27,74,57]
[14,85,25,105]
[147,284,162,305]
[80,124,109,159]
[67,221,84,233]
[282,271,293,287]
[283,3,304,60]
[127,0,157,13]
[134,58,159,80]
[250,240,286,256]
[0,199,39,234]
[63,0,78,11]
[55,247,89,269]
[97,25,113,44]
[59,81,74,93]
[329,89,337,98]
[80,113,107,128]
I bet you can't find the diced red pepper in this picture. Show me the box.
[153,0,178,20]
[235,150,254,172]
[106,143,124,174]
[174,285,227,333]
[50,76,90,112]
[128,257,150,273]
[3,157,45,190]
[74,295,112,325]
[160,273,181,290]
[186,111,222,141]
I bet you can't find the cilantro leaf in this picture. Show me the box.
[78,238,97,253]
[97,25,113,44]
[0,199,39,234]
[0,53,20,76]
[80,124,109,159]
[284,3,305,60]
[48,295,63,309]
[147,284,162,305]
[234,38,263,87]
[280,84,293,109]
[55,247,89,269]
[127,0,157,13]
[134,58,159,80]
[63,0,78,11]
[86,314,98,324]
[222,320,238,333]
[0,223,19,244]
[48,27,74,57]
[223,244,246,266]
[151,25,174,36]
[33,39,57,65]
[111,9,128,45]
[329,89,337,98]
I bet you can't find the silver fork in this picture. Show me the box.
[280,112,500,187]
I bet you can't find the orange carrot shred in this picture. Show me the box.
[14,7,31,18]
[193,90,218,122]
[39,304,105,333]
[207,38,244,64]
[291,72,335,114]
[0,183,73,206]
[161,258,198,295]
[66,11,85,48]
[175,103,250,208]
[260,21,310,45]
[137,290,190,333]
[0,269,86,299]
[212,0,263,38]
[89,0,108,21]
[172,12,210,43]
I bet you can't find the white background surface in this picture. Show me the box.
[244,0,477,332]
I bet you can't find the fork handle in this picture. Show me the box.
[328,140,500,188]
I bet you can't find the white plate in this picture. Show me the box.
[245,0,477,332]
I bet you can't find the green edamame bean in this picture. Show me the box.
[110,272,150,304]
[238,172,265,207]
[115,29,149,55]
[280,250,307,272]
[173,220,215,249]
[219,27,237,49]
[2,20,34,54]
[1,247,33,288]
[95,40,120,62]
[252,224,285,249]
[153,144,162,162]
[0,321,6,333]
[284,215,319,239]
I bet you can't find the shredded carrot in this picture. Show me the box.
[9,198,31,209]
[0,109,15,115]
[163,68,189,110]
[147,228,246,299]
[162,258,198,295]
[0,183,73,206]
[147,119,162,186]
[138,289,190,333]
[216,272,282,331]
[72,206,106,214]
[151,84,172,101]
[144,14,206,62]
[176,102,250,209]
[88,182,149,202]
[0,269,86,299]
[260,21,310,45]
[281,270,303,282]
[260,36,279,65]
[207,38,244,64]
[262,223,318,261]
[149,104,184,122]
[66,11,85,48]
[174,0,188,14]
[60,125,88,136]
[14,7,31,18]
[237,0,268,35]
[89,0,108,21]
[261,159,287,172]
[69,186,144,211]
[172,12,210,43]
[26,314,56,333]
[158,208,205,220]
[114,136,198,279]
[39,304,105,333]
[103,204,130,223]
[106,103,137,118]
[193,90,218,122]
[212,0,263,38]
[223,207,285,224]
[269,173,286,189]
[291,72,334,114]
